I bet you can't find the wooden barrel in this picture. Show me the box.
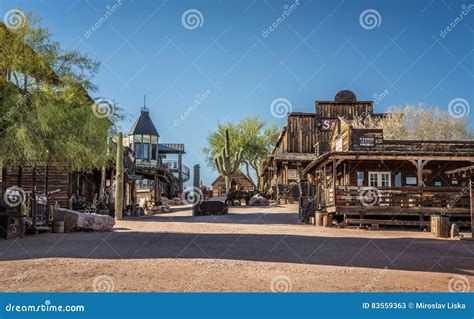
[323,214,333,227]
[52,221,64,233]
[315,212,324,226]
[431,215,449,238]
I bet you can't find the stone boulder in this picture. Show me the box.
[53,208,115,232]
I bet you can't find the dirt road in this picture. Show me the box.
[0,204,472,292]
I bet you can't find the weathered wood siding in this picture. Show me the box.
[286,114,317,154]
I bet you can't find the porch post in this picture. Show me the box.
[178,153,183,194]
[114,133,124,220]
[471,175,474,238]
[409,159,429,188]
[332,160,337,207]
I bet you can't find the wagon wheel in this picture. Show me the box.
[233,199,241,206]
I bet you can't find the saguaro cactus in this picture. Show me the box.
[214,129,243,194]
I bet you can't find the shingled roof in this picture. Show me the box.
[129,108,160,137]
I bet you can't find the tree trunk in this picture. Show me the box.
[224,175,230,194]
[244,160,257,190]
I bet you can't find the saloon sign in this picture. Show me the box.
[320,119,336,131]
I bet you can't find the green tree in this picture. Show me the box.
[203,117,280,190]
[0,12,119,170]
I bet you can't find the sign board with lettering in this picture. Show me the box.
[287,169,298,181]
[320,119,336,131]
[359,136,375,147]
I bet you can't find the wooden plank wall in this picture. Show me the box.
[1,164,70,208]
[286,114,317,153]
[315,102,374,154]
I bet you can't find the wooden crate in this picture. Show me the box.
[431,215,450,238]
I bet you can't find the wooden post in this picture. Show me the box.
[99,165,106,196]
[192,164,200,216]
[115,133,124,220]
[471,175,474,238]
[178,153,183,194]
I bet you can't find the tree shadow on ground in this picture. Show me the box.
[0,230,473,276]
[126,212,300,225]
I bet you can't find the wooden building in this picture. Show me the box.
[260,90,382,202]
[125,105,190,204]
[301,117,474,228]
[211,170,254,197]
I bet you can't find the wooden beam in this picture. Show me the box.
[471,176,474,238]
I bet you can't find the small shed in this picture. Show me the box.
[211,171,254,197]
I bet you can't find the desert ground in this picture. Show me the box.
[0,204,472,292]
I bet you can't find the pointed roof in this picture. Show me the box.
[129,107,160,137]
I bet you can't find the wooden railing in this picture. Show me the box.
[333,186,470,212]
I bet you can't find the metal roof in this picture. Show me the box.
[158,143,185,154]
[129,109,160,137]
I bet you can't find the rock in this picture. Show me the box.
[249,195,269,206]
[53,208,115,232]
[170,197,184,206]
[160,197,170,205]
[199,201,228,215]
[159,205,172,214]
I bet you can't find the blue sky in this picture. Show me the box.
[1,0,473,186]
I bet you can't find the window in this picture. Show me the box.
[151,144,157,160]
[143,143,149,160]
[134,143,142,159]
[357,171,364,186]
[395,172,402,187]
[368,172,391,187]
[369,173,378,187]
